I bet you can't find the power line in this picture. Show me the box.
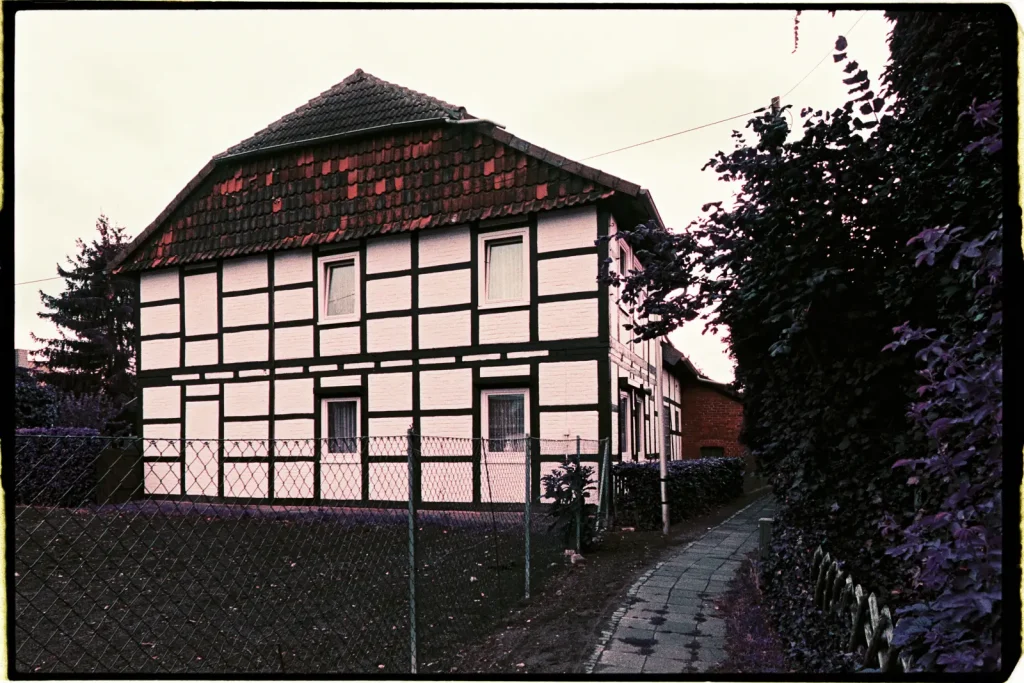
[579,11,868,162]
[579,109,765,161]
[781,12,867,100]
[15,276,63,286]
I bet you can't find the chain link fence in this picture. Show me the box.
[12,431,609,674]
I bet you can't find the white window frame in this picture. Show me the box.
[320,396,361,463]
[317,252,361,324]
[478,226,530,310]
[480,387,530,456]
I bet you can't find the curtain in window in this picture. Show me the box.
[327,401,358,453]
[487,393,525,452]
[326,262,355,316]
[486,238,523,301]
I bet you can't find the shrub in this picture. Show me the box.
[15,428,106,506]
[612,457,744,530]
[55,391,119,430]
[15,367,58,429]
[541,458,597,550]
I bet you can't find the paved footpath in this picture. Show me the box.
[585,495,776,674]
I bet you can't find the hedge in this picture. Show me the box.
[15,428,106,506]
[612,456,744,530]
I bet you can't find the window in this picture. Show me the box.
[321,398,360,454]
[700,446,725,459]
[479,227,529,308]
[618,392,629,455]
[318,253,360,323]
[663,405,672,459]
[482,388,529,453]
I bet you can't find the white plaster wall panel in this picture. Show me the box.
[539,361,599,405]
[274,288,313,322]
[222,255,268,292]
[540,410,600,442]
[184,400,219,496]
[144,462,180,495]
[366,275,412,313]
[419,415,474,442]
[186,384,220,397]
[141,339,180,370]
[320,326,360,356]
[184,273,218,336]
[140,269,179,303]
[143,423,180,459]
[419,310,470,350]
[481,456,526,503]
[275,461,314,499]
[224,462,269,498]
[368,417,414,437]
[367,316,412,352]
[418,269,470,308]
[479,309,530,344]
[369,463,409,501]
[143,385,180,420]
[539,299,598,340]
[479,365,531,378]
[538,254,599,296]
[419,368,472,410]
[222,293,269,328]
[422,462,473,503]
[223,330,269,364]
[274,378,314,415]
[418,225,470,267]
[185,339,219,367]
[223,421,270,457]
[536,206,597,253]
[368,372,412,412]
[223,381,269,416]
[320,464,362,500]
[366,234,411,274]
[274,249,313,286]
[141,303,180,336]
[321,375,363,388]
[274,418,315,447]
[275,325,314,361]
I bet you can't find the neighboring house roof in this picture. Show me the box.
[109,69,663,274]
[661,341,741,401]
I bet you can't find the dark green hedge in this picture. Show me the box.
[15,428,106,506]
[612,457,744,530]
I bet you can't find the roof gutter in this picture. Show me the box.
[214,116,457,164]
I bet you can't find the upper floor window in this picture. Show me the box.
[318,253,360,323]
[479,227,529,308]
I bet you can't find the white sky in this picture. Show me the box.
[14,9,892,383]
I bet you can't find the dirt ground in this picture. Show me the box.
[448,488,771,674]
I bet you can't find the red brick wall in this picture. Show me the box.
[678,381,744,461]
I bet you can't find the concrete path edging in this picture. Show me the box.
[584,494,775,675]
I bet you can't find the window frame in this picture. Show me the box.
[480,387,530,456]
[700,445,725,459]
[320,396,361,461]
[317,252,361,324]
[478,226,530,310]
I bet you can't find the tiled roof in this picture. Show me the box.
[110,70,659,274]
[217,69,470,158]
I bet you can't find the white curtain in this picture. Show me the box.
[486,239,523,301]
[326,262,356,316]
[488,393,525,452]
[327,400,358,453]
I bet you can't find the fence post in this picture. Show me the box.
[575,436,582,552]
[406,428,418,674]
[524,434,531,600]
[758,517,774,559]
[599,439,611,531]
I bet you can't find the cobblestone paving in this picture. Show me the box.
[586,495,776,675]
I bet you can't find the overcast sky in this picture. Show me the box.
[14,8,892,383]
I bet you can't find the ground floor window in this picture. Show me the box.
[618,391,629,455]
[700,445,724,459]
[482,388,529,453]
[322,397,360,453]
[663,405,673,459]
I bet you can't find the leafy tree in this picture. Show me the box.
[14,366,58,429]
[600,10,1007,672]
[33,215,137,433]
